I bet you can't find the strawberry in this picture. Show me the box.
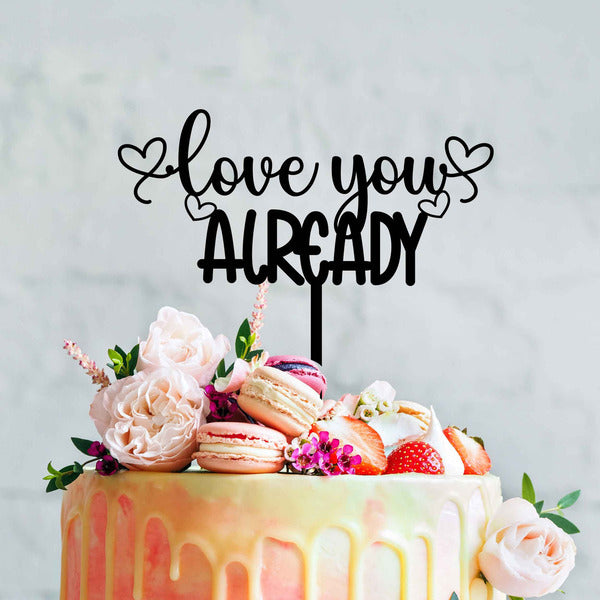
[310,416,387,475]
[385,441,445,475]
[443,427,491,475]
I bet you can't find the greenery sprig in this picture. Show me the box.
[107,343,139,379]
[43,437,121,492]
[213,319,264,381]
[521,473,581,534]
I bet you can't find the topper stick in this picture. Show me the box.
[310,284,323,365]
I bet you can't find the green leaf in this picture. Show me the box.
[508,596,525,600]
[114,345,127,359]
[541,513,580,534]
[107,348,123,364]
[235,319,251,357]
[42,475,54,481]
[73,461,84,474]
[245,349,263,361]
[46,478,58,493]
[450,593,459,600]
[61,471,80,488]
[47,461,59,476]
[533,500,544,515]
[71,437,94,455]
[128,344,139,374]
[522,473,536,504]
[216,359,226,378]
[558,490,581,509]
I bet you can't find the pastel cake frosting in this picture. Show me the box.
[53,299,578,600]
[61,472,504,600]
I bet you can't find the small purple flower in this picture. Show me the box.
[88,441,108,457]
[336,444,362,475]
[318,451,342,476]
[205,384,238,421]
[96,455,120,476]
[314,431,340,458]
[291,441,317,472]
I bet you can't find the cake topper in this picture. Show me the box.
[118,109,495,363]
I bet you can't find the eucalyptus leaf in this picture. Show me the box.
[521,473,536,504]
[541,513,580,534]
[557,490,581,509]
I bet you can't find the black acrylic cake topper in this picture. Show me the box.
[118,109,494,364]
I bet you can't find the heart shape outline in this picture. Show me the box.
[117,137,167,176]
[444,136,494,203]
[184,194,217,222]
[117,137,169,204]
[418,191,450,218]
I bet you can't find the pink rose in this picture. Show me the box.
[137,306,230,386]
[479,498,576,597]
[90,367,209,471]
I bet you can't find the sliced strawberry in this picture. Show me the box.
[310,416,387,475]
[385,441,445,475]
[443,427,491,475]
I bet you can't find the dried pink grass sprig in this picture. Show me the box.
[63,339,111,390]
[250,281,269,350]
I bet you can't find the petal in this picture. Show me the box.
[486,498,540,537]
[214,358,251,393]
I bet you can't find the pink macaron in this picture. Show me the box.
[265,355,327,397]
[237,366,323,437]
[194,421,287,474]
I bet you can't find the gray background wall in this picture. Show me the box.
[1,2,598,598]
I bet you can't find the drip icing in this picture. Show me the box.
[60,471,506,600]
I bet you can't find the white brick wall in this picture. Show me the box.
[1,1,597,598]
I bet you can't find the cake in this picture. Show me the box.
[50,291,578,600]
[61,472,503,600]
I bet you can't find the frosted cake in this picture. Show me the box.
[49,288,578,600]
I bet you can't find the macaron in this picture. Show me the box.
[237,366,323,437]
[265,355,327,397]
[194,422,287,474]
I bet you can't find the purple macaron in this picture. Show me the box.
[265,355,327,397]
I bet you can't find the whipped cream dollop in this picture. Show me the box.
[369,411,426,447]
[421,407,464,476]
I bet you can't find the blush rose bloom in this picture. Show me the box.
[479,498,576,597]
[90,367,209,471]
[137,306,230,386]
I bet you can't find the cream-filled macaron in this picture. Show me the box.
[237,366,323,437]
[194,421,287,474]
